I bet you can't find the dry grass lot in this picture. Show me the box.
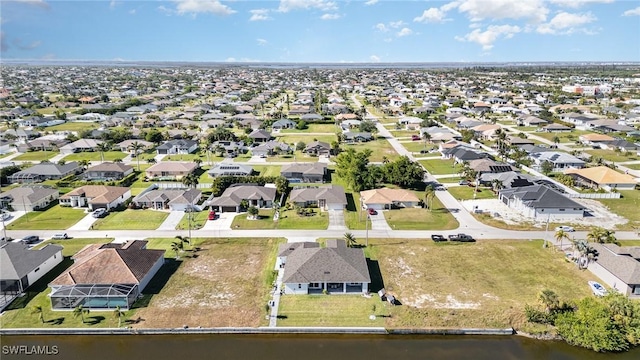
[367,239,596,330]
[131,237,283,328]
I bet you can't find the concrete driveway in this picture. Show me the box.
[369,211,392,231]
[157,211,185,231]
[327,210,347,230]
[201,211,235,231]
[67,212,99,231]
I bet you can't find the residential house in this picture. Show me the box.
[518,115,548,127]
[132,188,201,211]
[83,162,134,181]
[1,242,63,310]
[211,140,248,158]
[156,139,198,155]
[587,243,640,299]
[398,116,423,130]
[542,123,573,132]
[251,140,292,157]
[506,136,535,147]
[343,132,373,143]
[18,138,68,153]
[145,162,198,181]
[48,240,165,310]
[289,185,347,211]
[303,141,332,156]
[59,185,131,211]
[281,163,327,183]
[579,133,615,148]
[59,139,104,154]
[208,185,276,213]
[478,171,536,188]
[248,129,272,143]
[468,158,517,175]
[360,188,420,210]
[271,119,296,130]
[207,163,253,178]
[442,145,491,164]
[599,139,640,153]
[471,124,501,140]
[564,166,637,191]
[529,151,586,171]
[0,186,59,211]
[9,162,81,183]
[499,185,586,220]
[117,140,154,154]
[279,239,370,295]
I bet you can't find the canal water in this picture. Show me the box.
[2,334,639,360]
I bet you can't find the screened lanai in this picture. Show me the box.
[50,284,138,310]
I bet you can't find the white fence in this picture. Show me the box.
[153,182,211,189]
[567,192,621,199]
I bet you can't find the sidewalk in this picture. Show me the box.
[157,211,184,231]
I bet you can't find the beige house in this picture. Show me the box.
[59,185,131,210]
[360,188,420,210]
[564,166,637,191]
[145,162,198,181]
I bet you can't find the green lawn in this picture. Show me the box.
[277,295,386,327]
[176,210,209,230]
[91,209,169,230]
[585,149,638,163]
[600,190,640,230]
[274,134,337,146]
[280,124,339,133]
[383,197,459,230]
[389,130,419,138]
[231,208,329,230]
[437,176,463,183]
[419,158,457,175]
[164,153,206,162]
[342,138,399,162]
[64,151,128,162]
[402,141,437,153]
[447,186,497,201]
[7,205,86,230]
[47,122,98,132]
[252,165,283,177]
[13,151,58,161]
[34,238,114,256]
[534,130,592,143]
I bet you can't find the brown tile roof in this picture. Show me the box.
[360,188,419,205]
[49,240,164,286]
[60,185,130,204]
[579,133,615,142]
[564,166,637,185]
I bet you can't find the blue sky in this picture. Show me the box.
[1,0,639,62]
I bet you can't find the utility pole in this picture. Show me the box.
[365,214,369,247]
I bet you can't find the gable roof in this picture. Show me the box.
[133,188,201,205]
[49,240,164,286]
[210,185,276,207]
[11,162,80,177]
[156,139,198,150]
[60,185,130,204]
[0,186,59,204]
[564,166,637,185]
[360,188,419,205]
[282,240,371,284]
[248,129,271,139]
[499,185,585,209]
[85,162,133,173]
[0,242,63,280]
[289,185,347,205]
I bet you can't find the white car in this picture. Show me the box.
[555,225,575,232]
[52,233,69,240]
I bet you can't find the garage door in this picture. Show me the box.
[221,206,237,213]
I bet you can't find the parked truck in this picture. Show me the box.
[448,234,476,242]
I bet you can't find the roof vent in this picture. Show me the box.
[324,271,330,274]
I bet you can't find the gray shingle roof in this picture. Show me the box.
[0,242,63,280]
[289,185,347,205]
[591,243,640,285]
[499,185,585,209]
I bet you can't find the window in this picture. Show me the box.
[297,284,301,289]
[633,286,640,295]
[559,209,565,212]
[34,267,40,272]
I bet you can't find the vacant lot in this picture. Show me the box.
[132,237,283,328]
[7,205,86,230]
[13,151,58,161]
[274,134,337,146]
[600,190,640,230]
[47,122,98,132]
[92,209,169,230]
[367,239,596,329]
[280,124,338,133]
[585,149,638,163]
[164,154,205,162]
[64,151,128,162]
[252,165,282,177]
[534,130,591,143]
[447,186,496,201]
[343,138,399,162]
[419,158,456,175]
[383,199,459,230]
[231,208,329,230]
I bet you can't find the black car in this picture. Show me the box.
[21,235,40,244]
[431,234,446,242]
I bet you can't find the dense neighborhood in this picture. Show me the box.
[1,64,640,352]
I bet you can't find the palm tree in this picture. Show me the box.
[490,179,504,194]
[128,141,145,171]
[343,232,357,248]
[538,289,559,313]
[170,241,184,259]
[113,305,124,328]
[573,239,598,269]
[421,131,431,150]
[175,235,191,248]
[554,229,570,252]
[30,305,45,324]
[587,226,618,245]
[147,157,157,164]
[78,159,90,171]
[181,172,199,189]
[96,142,110,163]
[424,184,435,211]
[73,305,89,323]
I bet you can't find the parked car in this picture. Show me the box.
[555,225,575,232]
[448,234,475,242]
[431,234,446,242]
[458,180,469,186]
[92,208,108,218]
[208,210,216,220]
[367,208,377,215]
[21,235,40,244]
[0,213,11,221]
[52,233,69,240]
[411,135,420,141]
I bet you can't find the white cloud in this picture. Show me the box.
[389,20,406,28]
[549,0,613,8]
[396,27,413,37]
[174,0,236,16]
[109,1,118,9]
[370,55,381,62]
[249,9,271,21]
[257,38,268,46]
[129,9,136,15]
[158,5,174,15]
[13,0,49,10]
[375,23,388,32]
[455,24,521,50]
[536,11,596,34]
[277,0,337,13]
[320,13,340,20]
[414,7,449,23]
[457,0,548,23]
[365,0,378,5]
[623,7,640,16]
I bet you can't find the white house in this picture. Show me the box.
[499,185,586,220]
[588,243,640,299]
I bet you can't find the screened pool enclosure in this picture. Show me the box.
[50,284,138,310]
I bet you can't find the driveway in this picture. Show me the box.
[369,212,392,231]
[327,209,347,231]
[201,211,235,231]
[157,211,184,231]
[67,212,99,231]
